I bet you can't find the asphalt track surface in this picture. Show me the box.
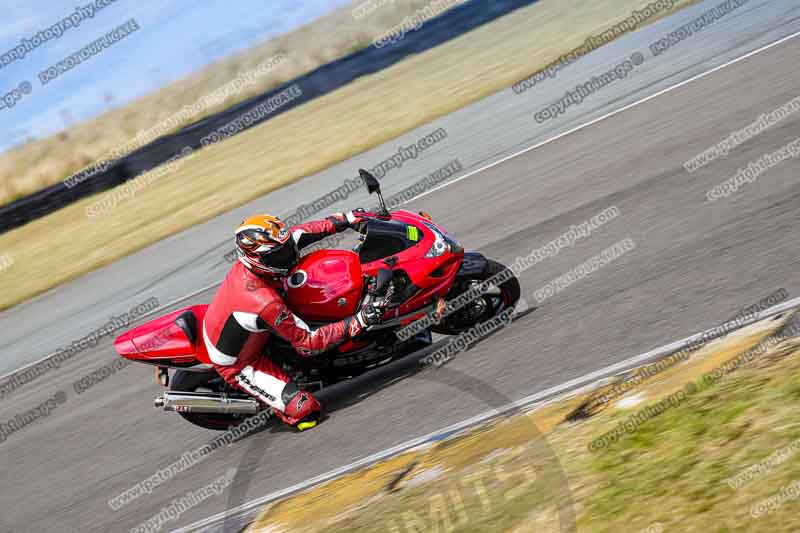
[2,1,800,532]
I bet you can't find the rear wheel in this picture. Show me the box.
[431,258,521,335]
[170,370,251,431]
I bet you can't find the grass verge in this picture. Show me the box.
[245,313,800,532]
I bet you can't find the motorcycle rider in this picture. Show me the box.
[203,211,383,431]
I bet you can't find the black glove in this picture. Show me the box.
[346,298,384,338]
[355,298,383,329]
[328,209,367,232]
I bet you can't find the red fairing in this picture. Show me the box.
[285,250,364,323]
[114,305,210,366]
[361,210,463,318]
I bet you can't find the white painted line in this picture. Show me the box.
[173,297,800,532]
[407,28,800,204]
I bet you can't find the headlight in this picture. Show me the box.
[424,224,451,258]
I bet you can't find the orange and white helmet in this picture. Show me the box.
[235,214,297,276]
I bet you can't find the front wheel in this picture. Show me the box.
[431,258,521,336]
[170,370,251,431]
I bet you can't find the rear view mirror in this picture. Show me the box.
[359,168,389,217]
[359,169,381,195]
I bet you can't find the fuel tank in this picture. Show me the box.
[285,250,364,323]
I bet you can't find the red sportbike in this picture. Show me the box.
[114,170,521,430]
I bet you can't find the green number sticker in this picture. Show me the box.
[407,226,420,242]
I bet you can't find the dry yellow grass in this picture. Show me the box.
[0,0,696,311]
[0,0,446,206]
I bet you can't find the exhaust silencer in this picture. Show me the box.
[154,391,261,415]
